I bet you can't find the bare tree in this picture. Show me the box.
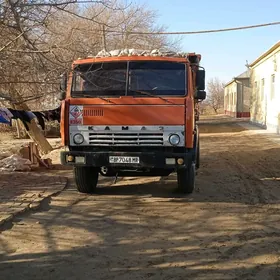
[0,0,181,153]
[206,78,225,114]
[0,0,61,153]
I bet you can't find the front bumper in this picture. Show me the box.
[60,151,193,169]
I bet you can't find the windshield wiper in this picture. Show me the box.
[71,93,114,103]
[130,90,173,104]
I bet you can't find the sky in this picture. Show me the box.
[137,0,280,84]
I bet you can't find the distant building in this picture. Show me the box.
[249,41,280,132]
[224,70,251,118]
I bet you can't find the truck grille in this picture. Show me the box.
[88,132,164,146]
[83,109,104,117]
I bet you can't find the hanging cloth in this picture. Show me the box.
[0,108,13,125]
[9,109,35,131]
[32,112,46,130]
[34,105,61,123]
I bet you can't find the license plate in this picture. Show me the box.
[109,156,140,164]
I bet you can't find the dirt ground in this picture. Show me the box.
[1,116,280,280]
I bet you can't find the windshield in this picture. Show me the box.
[71,61,186,97]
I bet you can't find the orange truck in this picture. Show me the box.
[59,50,206,194]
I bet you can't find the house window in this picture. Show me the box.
[271,74,275,100]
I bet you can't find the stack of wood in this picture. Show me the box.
[19,142,52,169]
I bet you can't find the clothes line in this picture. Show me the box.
[0,106,61,131]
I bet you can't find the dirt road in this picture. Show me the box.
[1,117,280,280]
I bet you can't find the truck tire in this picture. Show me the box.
[196,139,200,169]
[74,167,99,193]
[177,163,195,194]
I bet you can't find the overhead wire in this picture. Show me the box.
[104,21,280,35]
[11,1,280,35]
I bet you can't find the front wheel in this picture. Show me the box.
[74,167,99,193]
[177,163,195,194]
[196,139,200,169]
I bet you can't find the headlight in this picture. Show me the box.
[73,133,84,145]
[169,134,180,146]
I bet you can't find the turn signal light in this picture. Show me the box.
[177,158,184,165]
[67,155,74,162]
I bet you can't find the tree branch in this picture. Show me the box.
[16,1,107,7]
[0,81,59,84]
[16,1,78,7]
[3,49,52,53]
[0,31,26,52]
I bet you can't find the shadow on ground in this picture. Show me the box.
[0,179,279,279]
[1,117,280,280]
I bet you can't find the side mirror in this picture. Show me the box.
[58,91,66,101]
[194,90,206,100]
[196,69,205,91]
[59,72,67,101]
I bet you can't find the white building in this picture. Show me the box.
[249,41,280,132]
[224,70,251,118]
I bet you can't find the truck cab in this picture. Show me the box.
[59,50,206,194]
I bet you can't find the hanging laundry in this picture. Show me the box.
[47,106,61,123]
[32,112,46,130]
[0,105,61,131]
[8,109,35,131]
[0,108,13,125]
[34,105,61,123]
[26,111,47,130]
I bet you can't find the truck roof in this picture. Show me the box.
[73,49,201,66]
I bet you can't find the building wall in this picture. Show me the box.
[250,46,280,131]
[236,78,251,118]
[224,82,237,117]
[224,78,250,118]
[242,80,251,115]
